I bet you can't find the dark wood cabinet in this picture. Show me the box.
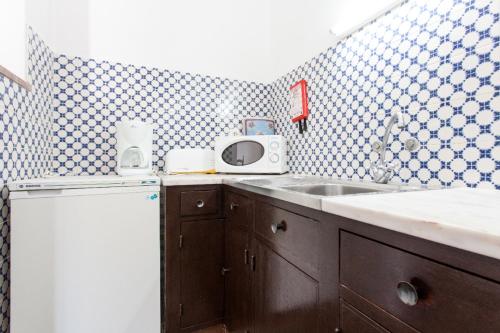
[163,185,225,333]
[224,191,253,333]
[340,301,388,333]
[180,219,224,329]
[163,184,500,333]
[180,189,221,217]
[340,231,500,333]
[253,239,319,333]
[224,225,251,333]
[252,200,320,333]
[254,202,319,279]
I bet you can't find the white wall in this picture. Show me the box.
[47,0,337,83]
[25,0,89,57]
[50,0,90,57]
[25,0,52,45]
[268,0,339,81]
[267,0,405,81]
[47,0,272,83]
[0,0,27,80]
[22,0,402,83]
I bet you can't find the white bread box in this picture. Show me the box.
[165,148,215,174]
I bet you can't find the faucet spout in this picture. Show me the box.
[371,110,406,184]
[379,110,405,164]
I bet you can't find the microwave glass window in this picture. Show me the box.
[222,141,265,166]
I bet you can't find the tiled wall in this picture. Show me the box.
[0,0,498,331]
[52,57,270,175]
[50,0,499,188]
[0,28,54,332]
[269,0,499,189]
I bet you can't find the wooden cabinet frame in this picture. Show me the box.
[162,184,500,333]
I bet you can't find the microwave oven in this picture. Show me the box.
[214,135,288,174]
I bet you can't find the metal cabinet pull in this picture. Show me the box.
[397,281,419,306]
[196,200,205,208]
[230,202,239,210]
[250,255,256,271]
[271,220,286,234]
[221,267,231,276]
[244,249,249,264]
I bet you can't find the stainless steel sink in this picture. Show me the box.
[231,175,424,210]
[280,184,388,196]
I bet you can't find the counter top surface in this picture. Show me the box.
[322,187,500,260]
[160,173,284,186]
[160,173,500,260]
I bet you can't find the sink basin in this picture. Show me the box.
[280,184,389,196]
[235,175,423,209]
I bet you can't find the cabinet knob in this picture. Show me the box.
[196,200,205,208]
[221,267,231,276]
[271,221,286,234]
[334,328,342,333]
[230,202,239,210]
[397,281,419,306]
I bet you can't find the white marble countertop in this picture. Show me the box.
[322,188,500,260]
[160,174,500,260]
[159,173,284,186]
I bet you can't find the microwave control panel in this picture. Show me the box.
[268,138,282,164]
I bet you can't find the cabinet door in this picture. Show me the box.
[225,226,251,333]
[253,240,319,333]
[180,219,225,329]
[224,191,253,333]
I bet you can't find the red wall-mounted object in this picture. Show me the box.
[289,80,309,123]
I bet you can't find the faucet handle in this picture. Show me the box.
[370,161,387,181]
[372,141,383,153]
[370,160,400,184]
[387,160,401,171]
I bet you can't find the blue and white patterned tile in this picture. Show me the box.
[269,0,499,189]
[0,1,497,332]
[52,58,271,175]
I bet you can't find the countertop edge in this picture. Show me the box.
[159,175,500,261]
[321,199,500,261]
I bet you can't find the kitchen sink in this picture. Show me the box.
[234,175,423,210]
[280,184,388,196]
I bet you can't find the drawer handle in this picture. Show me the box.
[271,221,286,234]
[196,200,205,208]
[397,281,419,306]
[230,202,239,210]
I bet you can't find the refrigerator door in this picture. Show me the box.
[10,187,160,333]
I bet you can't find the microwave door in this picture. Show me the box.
[222,141,265,166]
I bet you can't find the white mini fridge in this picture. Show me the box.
[8,176,161,333]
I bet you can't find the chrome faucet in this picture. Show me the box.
[370,110,406,184]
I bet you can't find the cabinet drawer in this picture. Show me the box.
[225,191,252,228]
[255,202,319,278]
[341,302,388,333]
[180,189,220,217]
[340,231,500,332]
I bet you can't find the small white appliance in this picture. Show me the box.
[165,148,215,174]
[215,135,288,174]
[116,119,153,176]
[8,175,161,333]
